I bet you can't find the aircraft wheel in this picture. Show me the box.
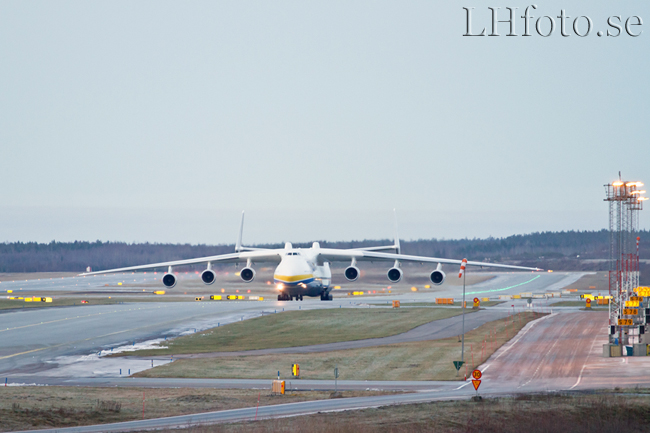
[299,295,303,301]
[277,295,282,301]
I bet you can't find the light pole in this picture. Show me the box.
[459,258,468,366]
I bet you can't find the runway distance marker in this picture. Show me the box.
[623,308,638,316]
[618,318,633,326]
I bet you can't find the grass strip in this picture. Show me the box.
[136,311,545,381]
[0,387,392,432]
[156,391,650,433]
[121,307,467,357]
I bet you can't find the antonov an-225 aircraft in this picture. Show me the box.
[81,212,541,301]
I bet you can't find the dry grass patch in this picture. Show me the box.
[561,271,609,293]
[137,312,545,381]
[122,307,467,357]
[0,386,393,432]
[155,392,650,433]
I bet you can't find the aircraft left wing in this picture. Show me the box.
[79,249,282,276]
[317,248,541,272]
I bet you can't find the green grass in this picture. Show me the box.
[136,312,546,381]
[123,307,468,357]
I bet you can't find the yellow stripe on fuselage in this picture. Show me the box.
[274,274,314,283]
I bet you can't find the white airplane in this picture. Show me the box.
[81,212,541,301]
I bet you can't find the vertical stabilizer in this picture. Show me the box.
[393,209,401,255]
[235,211,245,252]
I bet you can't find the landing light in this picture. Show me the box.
[276,283,284,290]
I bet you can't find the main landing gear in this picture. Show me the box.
[320,293,333,301]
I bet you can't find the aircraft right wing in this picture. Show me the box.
[317,248,541,272]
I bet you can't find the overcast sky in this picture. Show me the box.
[1,1,648,245]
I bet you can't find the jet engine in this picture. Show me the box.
[344,266,360,282]
[240,267,256,282]
[430,269,446,285]
[201,269,216,285]
[162,273,177,288]
[387,267,403,283]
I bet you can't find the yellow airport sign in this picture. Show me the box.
[618,318,633,326]
[623,308,639,316]
[635,287,650,296]
[625,300,640,307]
[630,296,642,302]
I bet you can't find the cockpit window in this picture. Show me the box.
[286,252,300,256]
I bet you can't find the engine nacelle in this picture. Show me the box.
[387,267,403,283]
[162,273,177,288]
[344,266,360,282]
[201,269,216,285]
[430,269,446,286]
[240,267,256,282]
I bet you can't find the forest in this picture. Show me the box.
[0,230,648,277]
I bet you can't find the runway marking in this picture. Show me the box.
[454,382,471,390]
[518,322,564,388]
[492,313,556,361]
[0,314,194,361]
[569,326,602,390]
[0,347,48,360]
[0,305,168,333]
[466,275,541,295]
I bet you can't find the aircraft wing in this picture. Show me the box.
[79,249,283,276]
[317,248,541,272]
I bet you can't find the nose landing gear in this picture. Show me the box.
[320,293,333,301]
[277,293,304,301]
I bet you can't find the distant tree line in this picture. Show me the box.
[0,230,648,278]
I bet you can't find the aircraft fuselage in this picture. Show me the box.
[273,249,331,300]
